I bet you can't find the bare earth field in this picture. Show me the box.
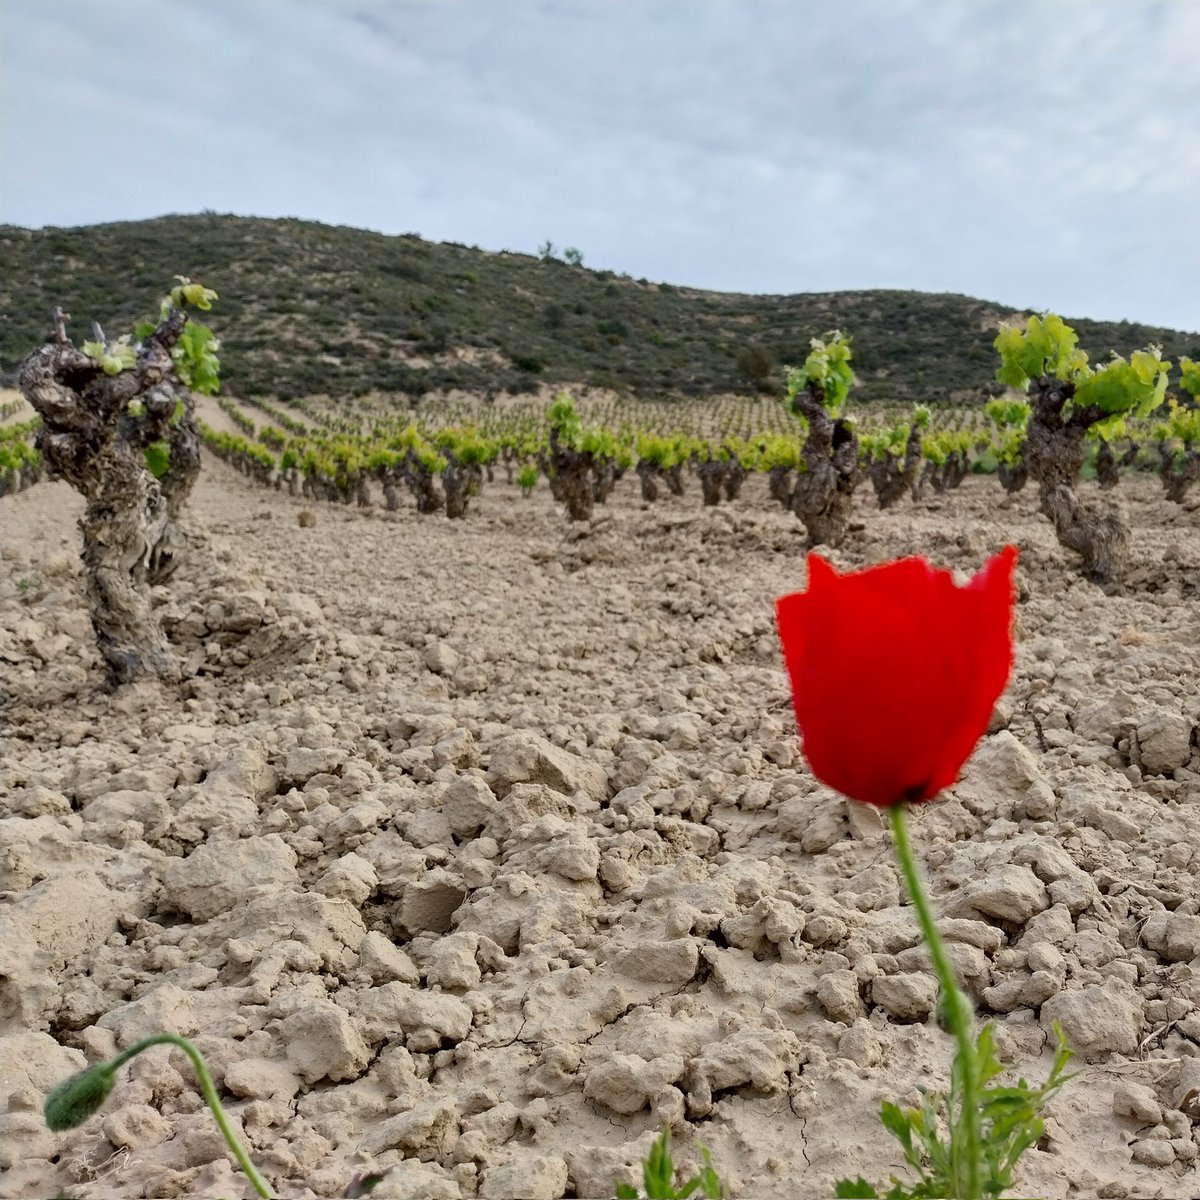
[2,454,1200,1199]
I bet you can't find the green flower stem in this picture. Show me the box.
[109,1034,274,1199]
[889,802,982,1200]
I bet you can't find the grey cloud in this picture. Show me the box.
[3,0,1197,330]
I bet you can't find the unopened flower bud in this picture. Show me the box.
[43,1062,118,1130]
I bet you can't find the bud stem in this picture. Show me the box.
[890,802,983,1200]
[78,1034,274,1199]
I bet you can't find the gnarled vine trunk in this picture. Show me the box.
[1027,377,1127,586]
[697,460,728,506]
[546,429,595,521]
[997,462,1028,494]
[1044,485,1129,589]
[768,465,793,508]
[19,308,189,684]
[1158,443,1199,504]
[789,386,860,547]
[723,457,747,501]
[443,456,481,519]
[869,426,922,510]
[636,461,660,502]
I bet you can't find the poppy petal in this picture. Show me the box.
[775,547,1018,807]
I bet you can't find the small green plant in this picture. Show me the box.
[836,1023,1074,1199]
[517,463,539,495]
[616,1128,726,1200]
[16,576,37,596]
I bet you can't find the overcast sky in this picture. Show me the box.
[4,1,1198,332]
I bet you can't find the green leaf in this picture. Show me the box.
[144,440,171,479]
[835,1179,879,1198]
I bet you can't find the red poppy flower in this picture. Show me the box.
[775,546,1018,807]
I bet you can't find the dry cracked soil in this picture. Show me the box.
[3,441,1200,1199]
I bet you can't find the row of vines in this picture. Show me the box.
[7,284,1200,687]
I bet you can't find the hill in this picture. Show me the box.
[1,213,1196,406]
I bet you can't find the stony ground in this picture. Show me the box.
[2,449,1200,1200]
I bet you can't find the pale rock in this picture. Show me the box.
[688,1027,801,1104]
[896,941,990,989]
[0,1031,85,1097]
[777,794,847,854]
[356,982,473,1046]
[441,775,500,839]
[102,1102,174,1150]
[98,983,197,1048]
[73,762,179,803]
[486,733,607,802]
[0,1111,57,1169]
[404,808,456,849]
[203,742,276,802]
[329,798,391,839]
[982,970,1060,1013]
[1020,903,1075,948]
[1134,709,1194,775]
[81,789,170,839]
[423,641,461,675]
[583,1052,686,1115]
[940,919,1005,953]
[1171,1059,1200,1117]
[315,852,378,906]
[358,931,420,985]
[1,870,127,967]
[369,1161,461,1198]
[284,745,348,783]
[1011,840,1088,885]
[360,1095,460,1159]
[613,939,699,986]
[162,834,299,921]
[213,592,266,632]
[954,732,1041,811]
[1040,984,1142,1055]
[480,1152,568,1200]
[801,911,849,947]
[454,664,491,694]
[1072,691,1141,745]
[432,728,479,770]
[1017,779,1058,820]
[837,864,900,912]
[1130,1138,1175,1167]
[960,864,1048,925]
[1112,1082,1161,1124]
[224,1057,301,1101]
[420,932,483,990]
[567,1137,661,1200]
[464,1099,520,1144]
[276,1000,371,1084]
[837,1019,882,1067]
[655,713,703,750]
[1025,943,1064,973]
[722,897,804,950]
[1140,911,1200,963]
[871,972,938,1021]
[10,786,71,818]
[170,789,260,840]
[816,970,863,1024]
[275,592,323,625]
[540,826,601,881]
